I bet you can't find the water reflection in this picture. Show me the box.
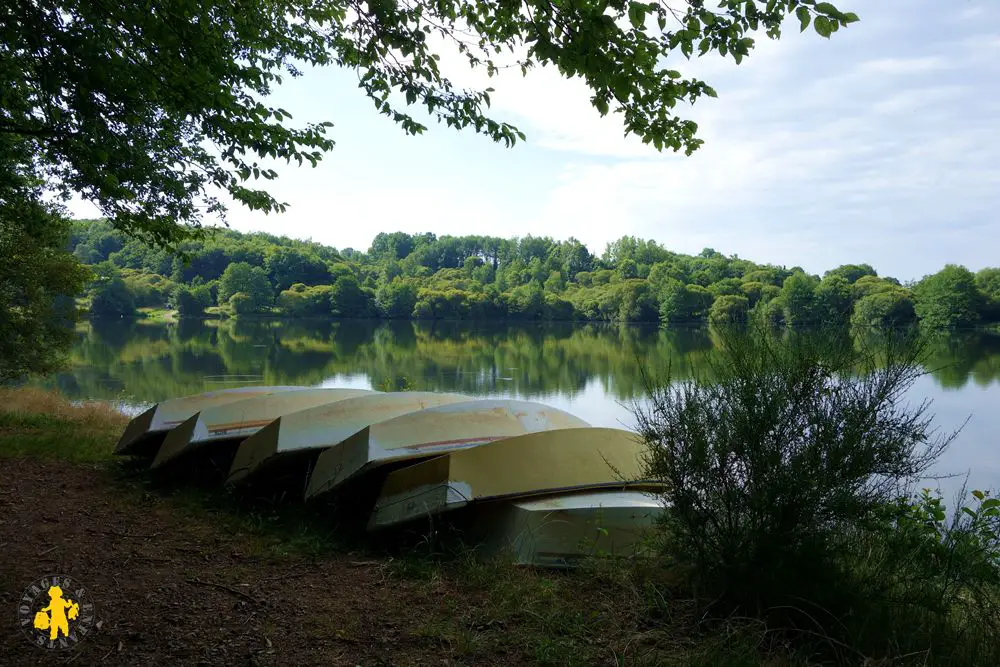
[46,319,1000,402]
[40,318,1000,493]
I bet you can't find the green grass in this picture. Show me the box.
[136,306,177,321]
[0,412,121,463]
[0,386,127,463]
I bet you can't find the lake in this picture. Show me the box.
[44,318,1000,498]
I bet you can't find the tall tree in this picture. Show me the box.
[330,274,373,318]
[824,263,877,284]
[0,201,89,381]
[265,247,330,291]
[814,274,853,324]
[850,289,915,328]
[89,261,137,317]
[218,262,273,311]
[913,265,983,330]
[780,272,819,326]
[659,280,713,324]
[975,267,1000,323]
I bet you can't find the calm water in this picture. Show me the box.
[45,318,1000,497]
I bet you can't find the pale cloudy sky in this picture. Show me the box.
[73,1,1000,282]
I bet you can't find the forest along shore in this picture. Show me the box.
[73,219,1000,329]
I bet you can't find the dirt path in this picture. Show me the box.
[0,458,525,666]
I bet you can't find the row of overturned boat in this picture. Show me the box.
[115,386,665,568]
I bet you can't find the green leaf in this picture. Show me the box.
[628,2,646,29]
[814,16,833,38]
[595,98,609,115]
[842,12,860,24]
[815,2,838,16]
[972,489,985,501]
[981,498,1000,509]
[796,6,811,32]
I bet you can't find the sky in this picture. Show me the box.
[71,1,1000,282]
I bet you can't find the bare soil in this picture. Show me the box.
[0,458,542,666]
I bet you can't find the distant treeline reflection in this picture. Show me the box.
[48,319,1000,404]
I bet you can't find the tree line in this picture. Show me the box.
[73,219,1000,330]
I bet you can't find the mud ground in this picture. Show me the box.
[0,458,542,666]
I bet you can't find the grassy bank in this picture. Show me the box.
[0,387,128,462]
[0,387,797,666]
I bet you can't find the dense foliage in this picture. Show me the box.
[0,209,89,382]
[72,219,1000,330]
[0,132,90,381]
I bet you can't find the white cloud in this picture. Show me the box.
[857,56,951,75]
[426,1,1000,279]
[67,1,1000,281]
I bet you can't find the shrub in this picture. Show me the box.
[172,285,211,316]
[90,276,136,316]
[851,289,917,327]
[228,291,255,316]
[633,327,969,656]
[859,488,1000,663]
[543,293,574,320]
[278,283,334,317]
[753,298,784,327]
[707,294,749,325]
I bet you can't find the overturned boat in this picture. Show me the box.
[303,399,590,500]
[111,386,665,569]
[226,391,474,485]
[475,490,663,568]
[150,387,377,470]
[368,427,657,530]
[114,386,307,457]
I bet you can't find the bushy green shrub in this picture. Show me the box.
[90,276,135,316]
[851,288,917,327]
[855,488,1000,663]
[707,294,749,325]
[278,283,334,317]
[632,328,1000,662]
[228,291,255,316]
[123,270,175,308]
[171,284,212,316]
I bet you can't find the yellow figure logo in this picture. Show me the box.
[32,586,80,641]
[19,574,96,650]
